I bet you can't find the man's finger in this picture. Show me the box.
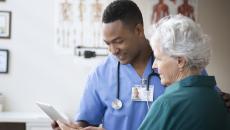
[51,121,61,130]
[82,126,104,130]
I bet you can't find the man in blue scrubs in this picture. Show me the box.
[53,1,230,130]
[74,1,164,129]
[54,1,164,130]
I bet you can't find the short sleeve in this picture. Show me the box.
[75,70,106,125]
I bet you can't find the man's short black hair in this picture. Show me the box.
[102,0,143,28]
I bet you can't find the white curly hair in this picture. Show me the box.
[151,14,211,69]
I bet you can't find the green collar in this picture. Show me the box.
[165,75,216,94]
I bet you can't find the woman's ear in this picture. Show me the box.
[177,56,187,71]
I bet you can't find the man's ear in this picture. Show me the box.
[177,56,187,71]
[135,23,144,37]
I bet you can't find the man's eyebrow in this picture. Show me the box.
[104,37,123,44]
[111,37,123,42]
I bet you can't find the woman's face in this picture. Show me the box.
[152,42,180,86]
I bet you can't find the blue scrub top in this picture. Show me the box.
[75,54,165,130]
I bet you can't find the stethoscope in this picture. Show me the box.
[112,60,160,110]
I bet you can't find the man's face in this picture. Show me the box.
[102,20,142,64]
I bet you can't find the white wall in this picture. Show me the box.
[0,0,230,118]
[0,0,98,116]
[198,0,230,93]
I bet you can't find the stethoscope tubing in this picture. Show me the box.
[113,56,160,110]
[147,71,160,91]
[116,62,160,99]
[117,62,121,100]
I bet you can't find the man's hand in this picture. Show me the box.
[221,92,230,111]
[82,126,105,130]
[57,121,82,130]
[51,121,61,130]
[51,120,101,130]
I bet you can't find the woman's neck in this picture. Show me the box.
[177,67,201,81]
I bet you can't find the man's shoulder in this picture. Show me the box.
[96,54,117,70]
[88,55,117,76]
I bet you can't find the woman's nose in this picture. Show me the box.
[152,60,157,69]
[152,61,159,73]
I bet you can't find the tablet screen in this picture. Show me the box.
[36,102,69,123]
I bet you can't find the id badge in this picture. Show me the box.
[131,85,154,102]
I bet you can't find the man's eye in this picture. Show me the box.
[104,41,109,46]
[115,40,123,44]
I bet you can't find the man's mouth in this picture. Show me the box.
[117,55,125,61]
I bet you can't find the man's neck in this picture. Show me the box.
[132,40,152,77]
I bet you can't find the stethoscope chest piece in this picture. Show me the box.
[112,99,123,110]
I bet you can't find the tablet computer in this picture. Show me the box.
[36,101,69,123]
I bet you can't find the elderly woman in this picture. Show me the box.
[139,15,229,130]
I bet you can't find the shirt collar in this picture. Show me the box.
[165,75,216,94]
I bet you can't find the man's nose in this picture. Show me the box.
[109,45,119,55]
